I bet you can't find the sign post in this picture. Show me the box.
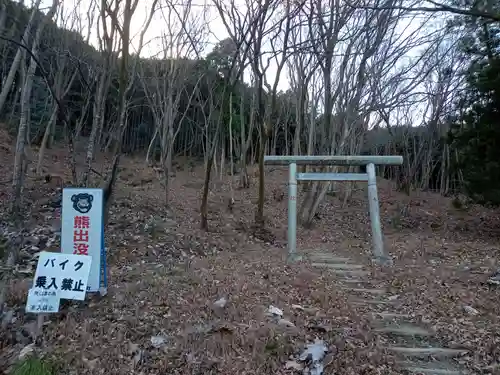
[26,252,92,313]
[61,188,107,294]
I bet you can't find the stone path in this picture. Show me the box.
[306,251,468,375]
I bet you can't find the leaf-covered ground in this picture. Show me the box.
[1,138,500,374]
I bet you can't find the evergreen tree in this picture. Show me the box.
[449,20,500,204]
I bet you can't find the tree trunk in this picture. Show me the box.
[228,92,234,203]
[256,126,267,225]
[36,68,77,174]
[201,121,221,230]
[0,4,7,48]
[220,136,225,180]
[36,105,57,174]
[82,71,109,186]
[239,78,249,188]
[0,0,42,115]
[11,0,57,216]
[146,127,158,164]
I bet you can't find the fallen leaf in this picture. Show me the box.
[285,360,304,371]
[463,305,479,316]
[268,305,283,317]
[18,343,35,360]
[278,318,295,327]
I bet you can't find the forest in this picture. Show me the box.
[3,2,500,373]
[1,0,499,226]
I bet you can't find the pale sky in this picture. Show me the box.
[36,0,290,90]
[35,0,449,123]
[47,0,228,54]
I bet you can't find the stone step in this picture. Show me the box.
[342,287,386,295]
[403,366,463,375]
[306,255,352,263]
[370,312,421,327]
[371,312,413,320]
[340,278,367,284]
[380,331,436,349]
[385,347,468,359]
[311,262,365,270]
[321,269,370,277]
[374,323,434,337]
[397,360,465,375]
[307,254,351,263]
[350,298,395,306]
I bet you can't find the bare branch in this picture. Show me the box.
[346,0,500,22]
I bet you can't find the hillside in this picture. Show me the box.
[0,0,453,197]
[1,139,499,374]
[2,0,500,371]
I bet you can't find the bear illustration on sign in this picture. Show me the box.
[71,193,93,214]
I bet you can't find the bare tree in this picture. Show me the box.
[296,0,446,225]
[245,0,278,225]
[0,0,60,318]
[387,39,463,194]
[0,0,44,116]
[348,0,500,23]
[286,10,317,156]
[80,0,120,186]
[11,0,59,217]
[36,2,96,174]
[139,0,206,207]
[198,0,258,230]
[98,0,158,219]
[259,0,296,165]
[216,0,295,225]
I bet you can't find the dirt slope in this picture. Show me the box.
[1,142,499,374]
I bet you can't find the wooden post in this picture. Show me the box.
[366,163,392,265]
[287,162,298,262]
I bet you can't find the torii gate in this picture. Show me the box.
[263,155,403,265]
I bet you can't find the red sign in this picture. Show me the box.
[73,216,90,255]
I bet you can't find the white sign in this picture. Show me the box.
[33,252,92,301]
[26,288,60,313]
[61,188,104,292]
